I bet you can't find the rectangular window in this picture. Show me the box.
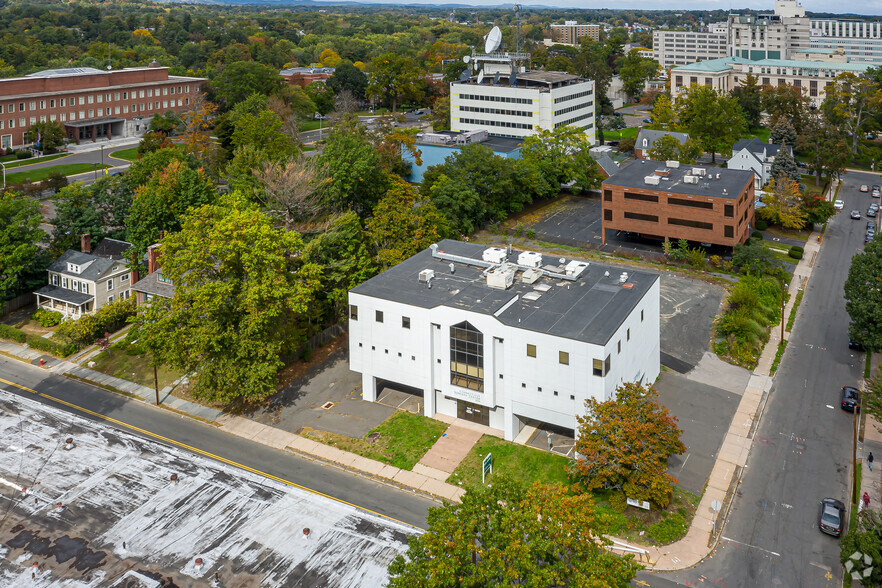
[88,110,94,117]
[108,295,113,304]
[78,97,84,106]
[668,197,714,209]
[402,316,410,329]
[83,283,88,294]
[375,310,383,323]
[349,305,358,320]
[29,101,35,110]
[641,309,644,321]
[87,95,94,104]
[29,117,35,125]
[115,107,120,115]
[603,189,613,201]
[724,204,734,217]
[62,277,68,288]
[624,192,658,202]
[107,278,113,291]
[96,94,103,103]
[18,103,24,112]
[618,340,622,353]
[7,104,12,113]
[527,344,536,358]
[19,118,25,127]
[604,209,613,221]
[668,218,713,230]
[97,109,103,117]
[139,90,145,98]
[123,92,128,100]
[624,212,659,222]
[725,225,734,237]
[115,92,120,100]
[59,99,64,108]
[79,111,85,119]
[52,274,58,286]
[120,273,129,282]
[593,358,604,376]
[559,351,569,365]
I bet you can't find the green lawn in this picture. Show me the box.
[89,343,182,389]
[6,163,111,184]
[801,173,827,199]
[302,410,448,470]
[1,153,69,170]
[748,127,771,143]
[299,120,327,132]
[759,239,796,266]
[604,127,640,141]
[355,108,389,116]
[448,435,571,488]
[764,225,810,242]
[109,147,139,162]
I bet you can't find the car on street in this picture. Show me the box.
[861,184,870,192]
[871,203,880,211]
[849,338,865,351]
[851,210,862,219]
[834,199,845,210]
[867,232,875,243]
[868,208,877,217]
[841,386,861,412]
[868,221,876,230]
[818,498,846,537]
[797,161,807,168]
[874,185,880,192]
[874,188,881,198]
[643,118,652,123]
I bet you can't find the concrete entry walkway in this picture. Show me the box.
[416,423,484,476]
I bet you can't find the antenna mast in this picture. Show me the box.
[513,5,521,54]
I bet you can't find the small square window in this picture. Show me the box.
[376,310,383,323]
[593,359,604,377]
[359,342,362,347]
[498,374,503,379]
[527,344,536,358]
[570,395,575,400]
[411,356,415,361]
[402,316,410,329]
[349,305,358,320]
[385,349,388,354]
[437,359,441,364]
[559,351,569,365]
[538,387,542,392]
[553,391,559,396]
[398,352,402,357]
[522,383,526,388]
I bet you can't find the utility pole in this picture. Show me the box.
[154,364,160,405]
[854,399,860,505]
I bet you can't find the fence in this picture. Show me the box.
[282,322,349,364]
[0,292,35,319]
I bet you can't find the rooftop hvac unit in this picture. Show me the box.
[521,268,541,284]
[565,260,589,278]
[419,269,435,282]
[455,129,489,145]
[482,247,507,264]
[518,251,543,268]
[666,160,681,168]
[644,175,661,186]
[487,264,516,289]
[691,167,707,176]
[683,175,699,184]
[418,133,454,145]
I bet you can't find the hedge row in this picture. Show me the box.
[0,323,77,357]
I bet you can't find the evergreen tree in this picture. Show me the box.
[769,118,797,146]
[769,147,801,185]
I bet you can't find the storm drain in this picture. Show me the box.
[321,402,335,410]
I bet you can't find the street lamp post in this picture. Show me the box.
[0,161,7,189]
[854,397,861,505]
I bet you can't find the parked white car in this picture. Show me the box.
[834,200,845,210]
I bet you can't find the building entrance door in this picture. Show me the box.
[457,400,489,426]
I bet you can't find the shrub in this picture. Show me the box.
[514,222,525,237]
[526,229,536,239]
[609,491,628,513]
[755,220,768,230]
[646,511,689,545]
[751,230,763,240]
[788,246,804,260]
[32,308,62,327]
[0,323,27,343]
[55,298,136,347]
[15,151,32,160]
[709,255,722,269]
[26,335,76,357]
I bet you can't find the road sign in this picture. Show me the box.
[482,453,493,484]
[712,499,722,512]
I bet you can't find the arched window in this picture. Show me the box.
[450,321,484,392]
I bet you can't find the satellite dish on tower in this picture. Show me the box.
[477,69,485,84]
[484,26,502,53]
[462,55,471,64]
[459,69,470,82]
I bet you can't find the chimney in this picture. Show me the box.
[81,233,91,253]
[131,268,140,285]
[147,245,161,275]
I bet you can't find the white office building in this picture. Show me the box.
[810,19,882,65]
[348,240,660,441]
[653,28,728,69]
[450,70,595,141]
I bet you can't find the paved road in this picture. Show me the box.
[653,171,873,587]
[0,356,435,529]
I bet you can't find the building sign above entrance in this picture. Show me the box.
[445,387,484,404]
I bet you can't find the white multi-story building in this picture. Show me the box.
[348,240,660,441]
[653,29,728,69]
[727,0,811,62]
[450,70,595,141]
[810,19,882,65]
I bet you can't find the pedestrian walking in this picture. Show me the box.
[870,452,874,471]
[863,491,871,511]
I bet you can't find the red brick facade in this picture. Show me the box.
[0,67,205,148]
[601,170,755,247]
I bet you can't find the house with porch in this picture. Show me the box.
[34,235,134,318]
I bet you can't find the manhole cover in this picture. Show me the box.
[321,402,335,410]
[366,432,381,443]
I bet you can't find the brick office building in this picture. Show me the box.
[0,65,206,150]
[601,160,755,248]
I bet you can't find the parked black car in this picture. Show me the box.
[850,338,866,351]
[818,498,846,537]
[841,386,861,412]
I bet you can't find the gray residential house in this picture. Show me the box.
[34,235,134,318]
[727,138,793,189]
[131,243,175,305]
[634,129,690,160]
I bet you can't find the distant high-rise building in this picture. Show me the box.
[550,21,600,45]
[727,0,810,61]
[653,26,728,69]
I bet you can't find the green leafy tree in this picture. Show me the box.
[210,61,282,111]
[24,120,65,151]
[677,85,746,163]
[366,52,423,113]
[617,49,658,100]
[732,241,781,276]
[572,382,686,508]
[839,509,882,587]
[387,477,640,587]
[124,147,193,190]
[647,134,684,162]
[798,113,850,183]
[521,126,602,192]
[648,93,676,130]
[730,74,762,129]
[758,176,807,229]
[224,145,270,202]
[366,178,449,268]
[326,60,368,99]
[126,160,217,252]
[431,95,449,132]
[426,173,484,236]
[761,84,809,134]
[304,81,335,116]
[137,131,173,156]
[0,192,44,300]
[135,198,322,403]
[822,72,881,160]
[769,147,801,184]
[845,237,882,351]
[230,109,298,162]
[149,111,180,135]
[769,118,797,147]
[573,40,613,113]
[255,154,329,231]
[316,123,389,214]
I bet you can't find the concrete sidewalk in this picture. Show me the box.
[609,231,823,569]
[0,339,466,505]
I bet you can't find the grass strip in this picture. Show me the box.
[1,153,68,170]
[6,163,111,183]
[786,289,804,331]
[770,340,787,375]
[109,147,139,162]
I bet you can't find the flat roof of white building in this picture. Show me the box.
[351,239,657,345]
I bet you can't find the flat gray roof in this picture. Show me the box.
[351,240,657,345]
[603,160,753,199]
[415,131,523,154]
